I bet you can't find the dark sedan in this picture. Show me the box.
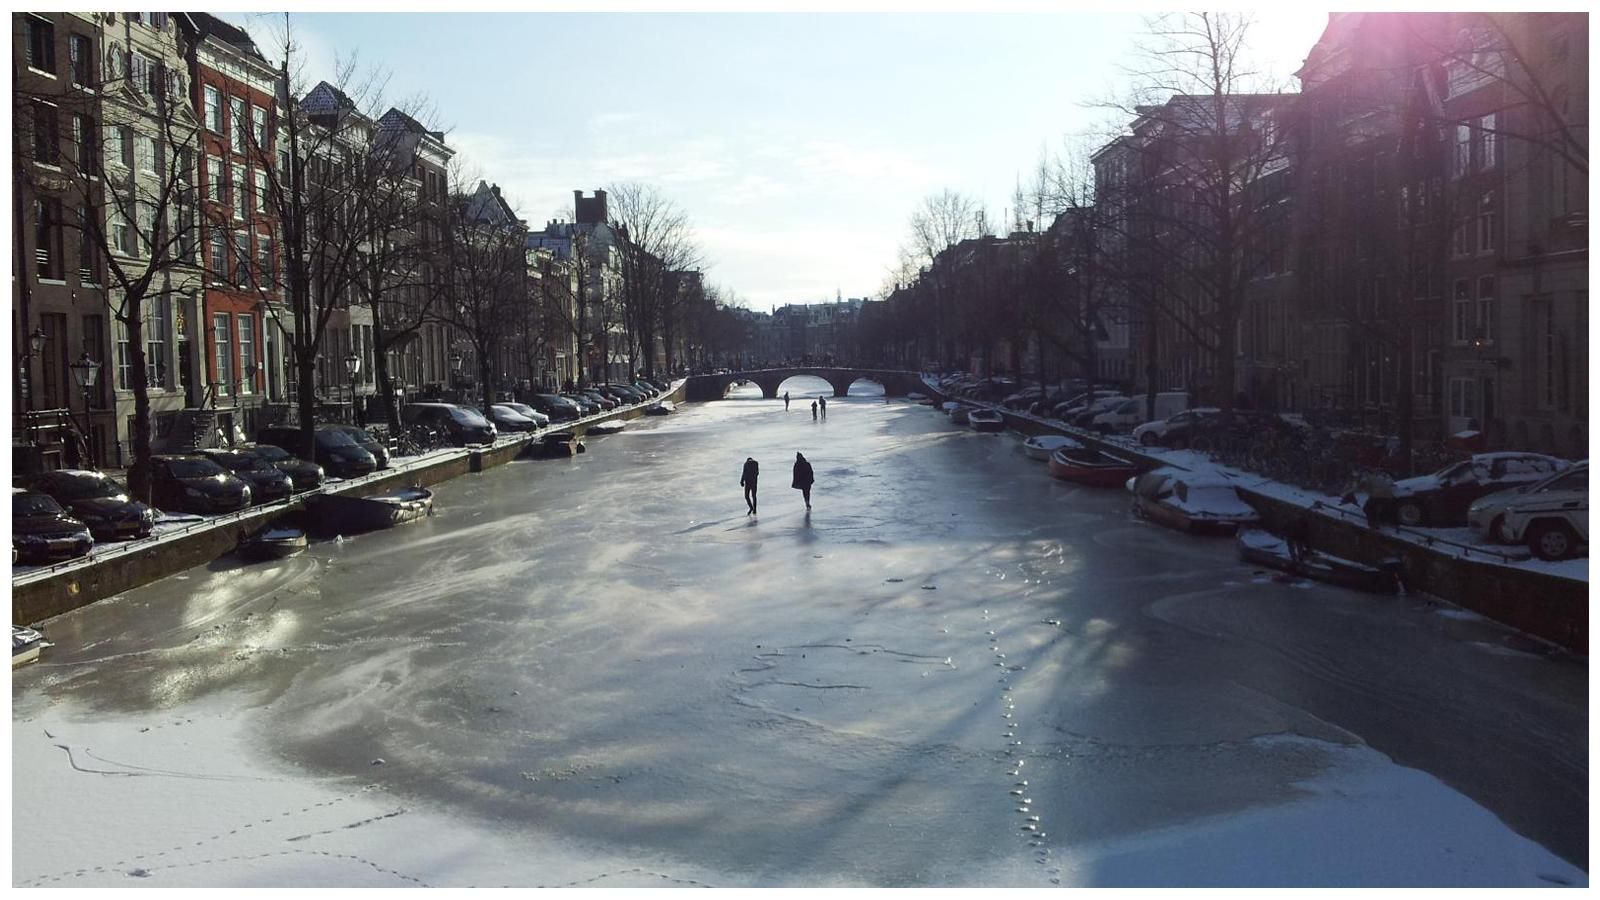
[257,426,379,478]
[322,425,390,470]
[530,394,582,423]
[13,489,95,565]
[239,443,325,491]
[561,393,600,416]
[200,449,296,505]
[22,469,154,540]
[150,455,253,515]
[1389,452,1571,526]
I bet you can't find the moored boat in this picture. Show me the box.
[1236,528,1401,594]
[1024,434,1081,461]
[237,526,308,561]
[1130,468,1259,535]
[1048,447,1142,488]
[906,392,928,402]
[535,431,584,458]
[306,486,434,536]
[13,625,44,668]
[949,406,972,426]
[968,409,1005,432]
[645,400,676,416]
[586,420,625,435]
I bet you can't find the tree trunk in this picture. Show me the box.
[125,300,153,502]
[295,350,317,464]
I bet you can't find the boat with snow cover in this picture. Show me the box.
[1236,528,1401,594]
[1024,434,1081,461]
[306,486,433,536]
[1048,447,1142,488]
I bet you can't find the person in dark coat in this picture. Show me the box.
[792,452,814,509]
[740,457,759,515]
[783,391,790,411]
[818,396,826,418]
[811,401,818,421]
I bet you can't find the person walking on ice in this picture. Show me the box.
[740,457,760,515]
[811,400,818,420]
[783,391,790,411]
[792,452,814,510]
[818,396,826,418]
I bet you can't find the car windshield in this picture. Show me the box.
[450,408,490,427]
[42,473,125,500]
[166,458,227,478]
[210,454,253,471]
[14,492,65,516]
[315,430,359,448]
[252,445,291,461]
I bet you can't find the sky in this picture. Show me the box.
[225,10,1330,312]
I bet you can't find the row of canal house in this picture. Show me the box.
[12,12,529,470]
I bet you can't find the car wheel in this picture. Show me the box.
[1528,521,1577,561]
[1491,515,1513,544]
[1139,431,1158,446]
[1395,500,1425,527]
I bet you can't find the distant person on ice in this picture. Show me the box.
[740,456,759,515]
[819,396,826,418]
[792,452,814,510]
[811,401,818,420]
[783,391,790,411]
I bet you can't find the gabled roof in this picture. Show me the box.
[177,12,269,64]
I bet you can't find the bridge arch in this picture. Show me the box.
[685,368,924,402]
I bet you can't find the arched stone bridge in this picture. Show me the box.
[684,368,925,402]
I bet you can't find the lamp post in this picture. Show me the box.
[68,352,101,467]
[449,350,464,401]
[345,351,362,425]
[21,327,47,438]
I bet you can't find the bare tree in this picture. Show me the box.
[605,181,701,378]
[901,189,985,368]
[435,171,526,419]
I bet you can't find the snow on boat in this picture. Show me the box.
[645,400,676,416]
[307,486,434,536]
[1048,447,1142,488]
[237,525,308,562]
[906,392,928,402]
[949,406,972,426]
[586,420,625,435]
[968,409,1005,432]
[534,431,585,458]
[13,625,44,668]
[1024,434,1081,461]
[940,401,961,414]
[1130,468,1259,535]
[1236,528,1401,595]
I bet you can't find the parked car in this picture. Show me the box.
[20,470,153,541]
[499,402,550,429]
[1469,462,1585,544]
[1495,465,1588,560]
[579,390,618,411]
[256,426,379,478]
[482,404,539,432]
[13,489,94,565]
[1389,452,1571,527]
[1063,395,1131,428]
[149,454,253,515]
[322,425,391,470]
[560,393,600,416]
[1128,468,1259,535]
[1132,408,1222,446]
[199,449,295,505]
[1090,392,1191,433]
[401,403,497,446]
[237,443,325,491]
[529,394,581,423]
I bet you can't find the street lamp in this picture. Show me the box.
[68,352,101,467]
[20,327,48,436]
[345,351,362,425]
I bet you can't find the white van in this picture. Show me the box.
[1090,391,1190,433]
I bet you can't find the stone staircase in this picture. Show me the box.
[164,408,217,453]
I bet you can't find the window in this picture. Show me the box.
[252,104,267,149]
[212,313,232,394]
[25,16,55,74]
[1477,191,1497,254]
[129,52,147,93]
[237,316,255,394]
[277,148,290,181]
[30,101,60,166]
[35,198,63,280]
[114,316,132,391]
[135,132,156,174]
[69,33,93,86]
[77,205,99,284]
[233,231,251,286]
[135,201,155,258]
[1452,280,1472,343]
[232,163,247,220]
[255,169,269,214]
[204,85,223,133]
[208,226,227,280]
[1452,124,1471,178]
[105,124,131,169]
[148,12,168,30]
[110,205,131,255]
[70,113,96,169]
[1451,219,1470,258]
[1448,376,1477,419]
[1476,276,1495,343]
[145,300,167,388]
[138,53,160,95]
[230,97,246,154]
[256,234,274,287]
[206,153,223,202]
[1479,114,1496,170]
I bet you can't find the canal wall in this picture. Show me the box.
[921,381,1587,653]
[13,382,687,626]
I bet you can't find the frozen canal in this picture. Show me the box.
[12,377,1588,887]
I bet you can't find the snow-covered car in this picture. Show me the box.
[1132,407,1222,447]
[1492,465,1588,560]
[1129,468,1259,535]
[1051,390,1125,420]
[1468,462,1585,543]
[1390,452,1571,527]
